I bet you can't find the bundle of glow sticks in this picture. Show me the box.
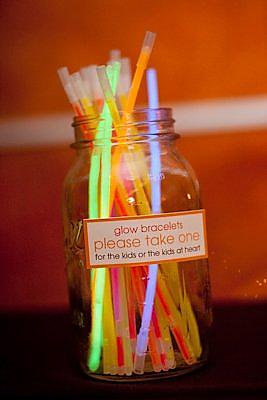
[58,31,202,376]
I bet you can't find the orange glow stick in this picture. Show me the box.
[124,32,156,116]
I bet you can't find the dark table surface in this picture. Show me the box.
[0,303,266,399]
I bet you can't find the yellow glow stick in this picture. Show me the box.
[182,271,202,358]
[160,262,184,308]
[155,299,176,370]
[116,179,136,216]
[160,262,202,358]
[70,72,98,117]
[156,271,196,364]
[124,152,151,214]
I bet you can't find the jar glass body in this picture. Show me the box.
[62,109,212,381]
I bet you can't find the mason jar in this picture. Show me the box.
[62,108,212,381]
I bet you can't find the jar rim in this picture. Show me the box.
[71,107,178,146]
[72,107,175,128]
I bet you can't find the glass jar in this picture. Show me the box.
[62,108,212,382]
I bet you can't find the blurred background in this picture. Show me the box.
[1,0,267,310]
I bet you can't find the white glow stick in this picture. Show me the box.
[86,65,103,102]
[80,66,94,101]
[57,67,79,105]
[120,57,132,95]
[110,49,121,62]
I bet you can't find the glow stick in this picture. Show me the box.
[124,31,156,116]
[70,72,97,117]
[155,269,196,364]
[80,66,94,102]
[120,58,132,95]
[88,269,105,372]
[97,65,133,375]
[57,67,84,116]
[85,65,104,112]
[131,267,162,372]
[160,261,202,358]
[88,63,120,372]
[103,270,118,374]
[118,268,134,375]
[133,68,161,373]
[160,262,182,309]
[146,68,160,217]
[117,57,132,109]
[107,31,156,209]
[117,56,151,199]
[97,67,152,216]
[110,49,121,62]
[115,182,136,216]
[182,272,202,358]
[100,63,120,216]
[110,268,124,375]
[125,268,137,353]
[155,299,176,369]
[96,66,121,128]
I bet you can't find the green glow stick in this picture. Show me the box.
[100,62,120,216]
[88,62,121,372]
